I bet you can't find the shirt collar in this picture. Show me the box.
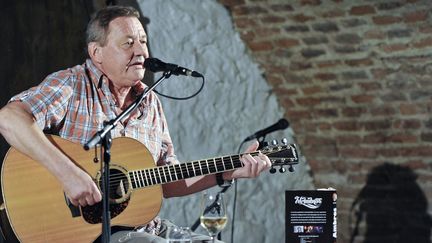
[85,58,105,89]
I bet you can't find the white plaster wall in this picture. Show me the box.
[136,1,315,242]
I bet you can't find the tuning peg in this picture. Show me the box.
[279,166,286,173]
[269,166,277,174]
[281,138,288,145]
[288,165,295,172]
[271,139,278,146]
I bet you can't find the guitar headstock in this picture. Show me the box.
[260,138,299,173]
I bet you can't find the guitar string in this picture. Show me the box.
[102,155,245,190]
[100,150,263,183]
[99,150,269,190]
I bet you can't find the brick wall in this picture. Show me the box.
[219,0,432,242]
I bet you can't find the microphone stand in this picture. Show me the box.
[84,71,173,243]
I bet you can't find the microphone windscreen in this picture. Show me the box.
[278,118,290,129]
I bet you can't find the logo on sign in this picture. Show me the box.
[294,196,322,209]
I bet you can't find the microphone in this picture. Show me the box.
[144,58,203,77]
[244,118,290,142]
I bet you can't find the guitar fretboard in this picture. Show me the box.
[128,152,259,188]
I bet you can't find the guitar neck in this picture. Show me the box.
[128,151,259,189]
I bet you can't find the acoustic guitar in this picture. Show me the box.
[0,135,298,242]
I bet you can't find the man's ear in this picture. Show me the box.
[88,42,102,63]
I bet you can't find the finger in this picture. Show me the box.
[70,198,79,207]
[244,141,259,153]
[255,157,265,177]
[243,154,258,177]
[86,195,95,206]
[240,154,252,174]
[79,198,88,207]
[252,154,268,176]
[93,189,102,203]
[258,152,272,168]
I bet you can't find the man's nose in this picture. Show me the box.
[134,42,148,57]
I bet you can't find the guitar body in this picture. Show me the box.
[1,135,163,243]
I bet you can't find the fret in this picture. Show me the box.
[180,163,188,178]
[143,169,149,186]
[134,171,141,188]
[172,165,178,181]
[188,162,195,177]
[131,171,138,188]
[229,156,235,169]
[234,155,242,167]
[142,170,148,187]
[222,157,231,170]
[215,157,224,172]
[163,166,171,183]
[138,170,144,187]
[141,169,148,186]
[209,158,217,173]
[158,167,166,184]
[175,164,183,180]
[193,161,202,176]
[154,168,161,184]
[166,165,173,182]
[190,162,196,176]
[143,169,149,187]
[149,168,156,185]
[128,172,133,188]
[201,160,209,174]
[169,165,175,181]
[198,160,203,175]
[163,166,168,183]
[222,157,226,171]
[205,159,210,174]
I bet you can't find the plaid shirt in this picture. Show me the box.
[11,58,178,235]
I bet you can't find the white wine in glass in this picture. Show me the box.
[200,192,228,243]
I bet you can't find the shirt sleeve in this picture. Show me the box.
[9,70,74,131]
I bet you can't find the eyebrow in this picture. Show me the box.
[125,34,147,40]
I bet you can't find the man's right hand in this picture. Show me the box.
[62,167,102,207]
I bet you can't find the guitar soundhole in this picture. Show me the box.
[107,168,130,200]
[81,167,131,224]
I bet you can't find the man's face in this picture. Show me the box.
[98,17,149,88]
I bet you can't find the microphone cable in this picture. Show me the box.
[153,75,205,100]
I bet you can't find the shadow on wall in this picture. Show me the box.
[350,163,432,243]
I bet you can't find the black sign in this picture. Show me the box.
[286,190,337,243]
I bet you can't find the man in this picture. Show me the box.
[0,6,270,242]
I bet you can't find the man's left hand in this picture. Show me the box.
[223,141,271,180]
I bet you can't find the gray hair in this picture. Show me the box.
[86,6,140,46]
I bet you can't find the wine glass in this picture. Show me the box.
[166,225,192,243]
[200,191,228,243]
